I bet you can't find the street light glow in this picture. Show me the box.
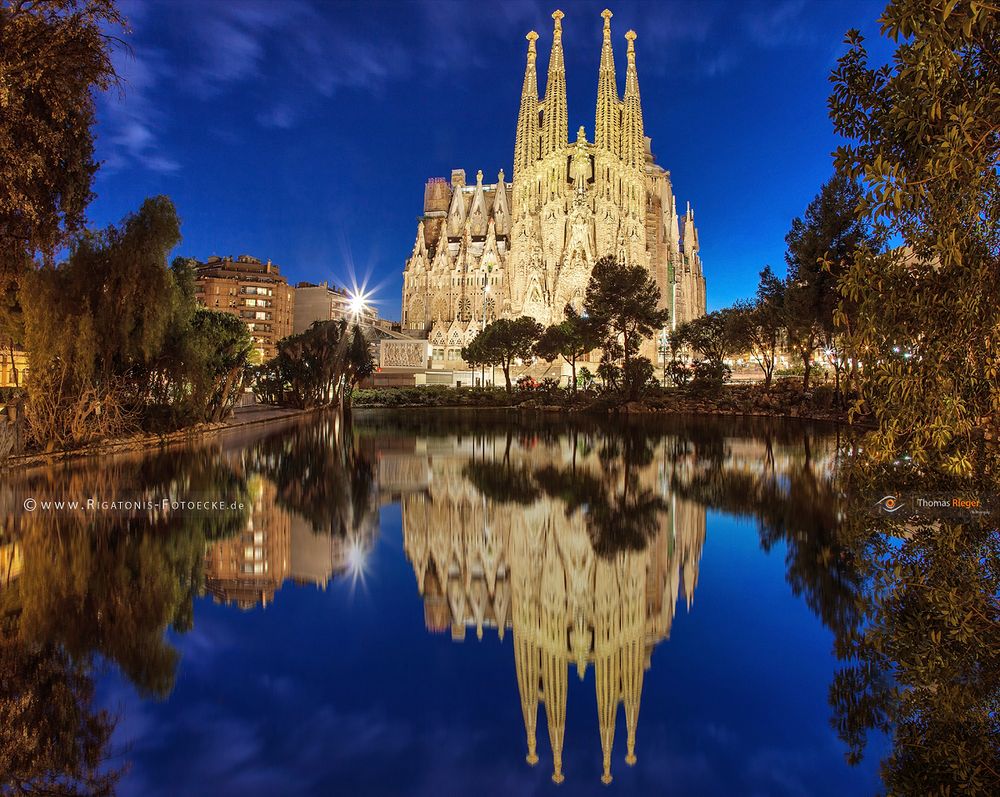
[345,536,370,594]
[347,290,370,318]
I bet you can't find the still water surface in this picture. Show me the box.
[2,411,899,795]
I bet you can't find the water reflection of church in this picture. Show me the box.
[380,435,707,784]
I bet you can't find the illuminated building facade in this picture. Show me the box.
[293,281,378,334]
[194,255,294,361]
[400,9,707,367]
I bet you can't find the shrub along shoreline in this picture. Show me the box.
[352,379,866,426]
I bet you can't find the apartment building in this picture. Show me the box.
[195,255,294,361]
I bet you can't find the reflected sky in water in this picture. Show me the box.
[1,411,891,796]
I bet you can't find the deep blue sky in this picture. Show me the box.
[89,0,892,320]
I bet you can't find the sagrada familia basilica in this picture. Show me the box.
[400,9,707,366]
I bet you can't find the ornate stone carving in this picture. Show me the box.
[380,340,429,368]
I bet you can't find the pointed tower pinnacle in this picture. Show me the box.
[513,31,540,179]
[621,30,645,169]
[594,9,620,156]
[412,220,426,258]
[541,10,568,158]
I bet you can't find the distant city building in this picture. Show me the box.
[0,347,27,389]
[293,281,378,334]
[194,255,294,361]
[400,10,707,370]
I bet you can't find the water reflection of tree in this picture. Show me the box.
[462,427,668,557]
[246,413,377,537]
[831,464,1000,796]
[456,416,1000,794]
[0,636,121,797]
[1,447,253,796]
[5,450,250,698]
[666,423,861,637]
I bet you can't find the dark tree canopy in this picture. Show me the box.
[674,310,741,367]
[0,0,125,266]
[784,173,875,390]
[187,309,254,422]
[728,267,786,390]
[253,318,373,410]
[829,0,1000,472]
[534,305,600,392]
[584,256,669,398]
[462,316,542,392]
[21,195,185,446]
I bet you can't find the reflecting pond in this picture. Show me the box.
[1,410,996,796]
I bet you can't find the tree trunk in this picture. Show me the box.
[343,382,354,416]
[502,361,512,393]
[570,355,577,393]
[802,350,812,391]
[212,367,241,422]
[6,340,19,388]
[764,339,776,390]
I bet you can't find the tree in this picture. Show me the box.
[187,309,254,422]
[254,320,352,409]
[0,0,124,270]
[674,310,741,391]
[20,196,182,447]
[675,310,740,366]
[730,267,786,390]
[829,1,1000,473]
[343,324,374,403]
[0,263,25,387]
[534,305,600,392]
[784,174,875,391]
[584,256,670,398]
[461,316,542,393]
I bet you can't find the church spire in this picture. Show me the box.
[594,9,620,156]
[621,30,645,169]
[513,31,540,180]
[540,10,568,158]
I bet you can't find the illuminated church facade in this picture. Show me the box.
[400,9,707,366]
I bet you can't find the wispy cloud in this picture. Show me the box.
[101,30,178,173]
[96,0,825,174]
[99,0,411,173]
